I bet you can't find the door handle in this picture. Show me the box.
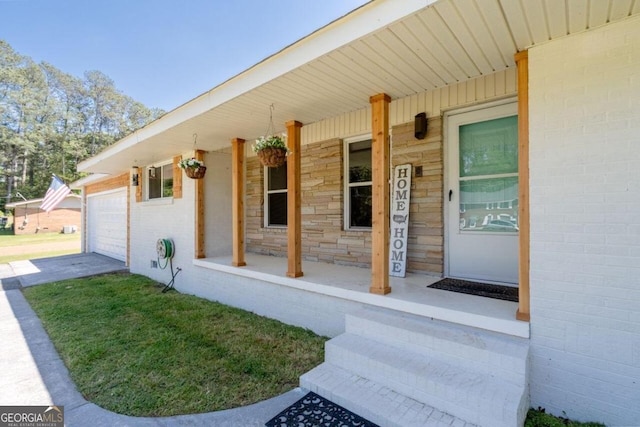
[449,189,453,201]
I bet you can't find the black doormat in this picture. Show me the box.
[428,278,519,302]
[266,392,379,427]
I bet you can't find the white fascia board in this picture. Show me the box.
[70,174,110,189]
[78,0,436,173]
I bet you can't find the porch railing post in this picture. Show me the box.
[286,120,304,278]
[370,93,392,295]
[231,138,247,267]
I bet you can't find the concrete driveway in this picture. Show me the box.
[8,253,127,287]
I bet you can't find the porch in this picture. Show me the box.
[193,253,529,339]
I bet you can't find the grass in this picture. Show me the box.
[0,231,80,263]
[23,273,326,417]
[0,230,78,246]
[23,273,607,425]
[525,408,605,427]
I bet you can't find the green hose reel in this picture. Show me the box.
[156,238,174,260]
[156,238,180,292]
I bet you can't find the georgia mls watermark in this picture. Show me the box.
[0,406,64,427]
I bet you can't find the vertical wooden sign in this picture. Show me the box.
[389,164,412,277]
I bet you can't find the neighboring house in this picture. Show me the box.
[5,195,81,235]
[74,1,640,426]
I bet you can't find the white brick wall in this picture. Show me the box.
[529,15,640,426]
[129,151,232,286]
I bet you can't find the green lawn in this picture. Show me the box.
[0,231,80,263]
[23,273,326,417]
[0,230,78,246]
[23,273,605,425]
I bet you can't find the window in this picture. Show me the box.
[148,163,173,200]
[344,137,372,229]
[458,114,518,233]
[264,164,287,227]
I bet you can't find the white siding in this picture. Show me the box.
[528,15,640,426]
[300,69,518,144]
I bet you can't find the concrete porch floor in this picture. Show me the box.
[194,253,530,338]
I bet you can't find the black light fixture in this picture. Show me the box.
[131,166,139,186]
[414,112,428,140]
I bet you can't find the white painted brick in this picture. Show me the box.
[529,14,640,426]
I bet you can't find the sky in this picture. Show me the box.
[1,0,369,111]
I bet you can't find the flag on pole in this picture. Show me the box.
[40,175,72,213]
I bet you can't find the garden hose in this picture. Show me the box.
[156,238,174,269]
[156,238,180,292]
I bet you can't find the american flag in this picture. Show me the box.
[40,175,71,213]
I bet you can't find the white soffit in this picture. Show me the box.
[78,0,640,175]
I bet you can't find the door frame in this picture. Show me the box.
[443,97,518,283]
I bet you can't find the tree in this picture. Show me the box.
[0,40,164,211]
[0,40,52,203]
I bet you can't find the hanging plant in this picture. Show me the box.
[179,157,206,179]
[253,134,289,168]
[254,104,289,168]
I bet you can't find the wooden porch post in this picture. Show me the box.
[370,93,391,295]
[515,50,530,321]
[194,149,206,259]
[231,138,247,267]
[286,120,303,278]
[135,167,143,203]
[172,156,183,199]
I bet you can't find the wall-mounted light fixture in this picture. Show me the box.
[131,166,139,186]
[415,112,428,140]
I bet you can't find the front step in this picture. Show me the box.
[301,308,529,427]
[346,308,529,387]
[300,363,478,427]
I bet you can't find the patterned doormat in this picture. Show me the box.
[266,392,379,427]
[428,278,519,302]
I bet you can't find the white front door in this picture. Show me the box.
[446,101,519,285]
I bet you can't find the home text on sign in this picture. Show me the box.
[389,164,412,277]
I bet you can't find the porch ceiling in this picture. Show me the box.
[79,0,639,175]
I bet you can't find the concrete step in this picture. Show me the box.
[300,362,478,427]
[323,332,527,427]
[346,308,530,386]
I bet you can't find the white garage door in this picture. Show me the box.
[87,188,127,262]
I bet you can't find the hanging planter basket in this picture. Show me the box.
[184,166,207,179]
[257,147,287,168]
[179,156,206,179]
[253,104,289,168]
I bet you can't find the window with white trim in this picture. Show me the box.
[147,163,173,200]
[344,137,372,229]
[264,164,287,227]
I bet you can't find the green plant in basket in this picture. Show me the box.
[253,134,289,153]
[253,134,289,168]
[178,157,205,169]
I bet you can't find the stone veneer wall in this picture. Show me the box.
[245,117,443,275]
[391,117,443,275]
